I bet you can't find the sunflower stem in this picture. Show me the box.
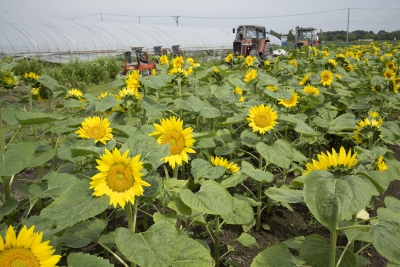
[256,134,264,232]
[173,166,179,179]
[101,211,109,259]
[329,227,338,267]
[1,109,13,225]
[348,213,357,252]
[214,215,221,267]
[126,202,134,232]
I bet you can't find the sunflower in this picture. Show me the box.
[75,116,113,144]
[238,96,245,102]
[213,66,219,73]
[171,56,184,68]
[383,69,395,79]
[264,60,271,66]
[303,146,359,175]
[125,70,141,91]
[234,86,243,95]
[244,69,257,82]
[352,115,383,147]
[159,54,169,65]
[225,53,233,63]
[247,104,278,134]
[90,148,150,208]
[245,56,255,66]
[149,116,196,169]
[320,70,333,86]
[0,69,18,89]
[303,85,320,96]
[266,85,278,91]
[210,156,240,174]
[23,72,40,81]
[376,156,387,171]
[65,88,84,100]
[278,90,299,108]
[0,225,61,267]
[289,60,298,67]
[299,73,311,86]
[32,86,51,102]
[386,60,395,70]
[325,59,337,69]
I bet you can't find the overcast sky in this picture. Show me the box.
[1,0,399,34]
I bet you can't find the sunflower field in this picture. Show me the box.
[1,42,400,267]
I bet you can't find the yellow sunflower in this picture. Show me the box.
[289,60,298,67]
[32,86,51,102]
[320,70,333,86]
[264,60,271,66]
[266,85,278,91]
[244,69,257,82]
[299,73,311,86]
[386,61,395,70]
[210,156,240,173]
[383,69,395,79]
[159,54,169,65]
[238,96,245,102]
[376,156,387,171]
[353,115,384,147]
[23,72,40,81]
[65,88,84,100]
[171,56,184,68]
[245,56,255,66]
[278,90,299,108]
[225,53,233,63]
[125,70,141,91]
[0,225,61,267]
[75,116,113,144]
[213,66,219,73]
[303,85,320,96]
[90,148,150,208]
[247,104,279,134]
[303,146,359,175]
[149,116,196,169]
[234,86,243,95]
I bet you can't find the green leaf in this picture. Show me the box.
[371,201,400,264]
[141,96,165,117]
[211,84,232,99]
[95,95,118,113]
[299,234,356,267]
[220,198,254,225]
[41,178,109,227]
[385,196,400,214]
[256,139,293,169]
[241,161,273,183]
[115,222,179,267]
[304,171,371,231]
[26,146,56,168]
[38,74,63,91]
[15,112,66,125]
[199,106,221,118]
[58,219,107,248]
[265,187,304,203]
[251,243,299,267]
[180,180,234,215]
[0,142,36,176]
[174,96,205,112]
[190,159,226,179]
[0,199,19,221]
[221,173,247,188]
[171,235,214,267]
[327,113,357,134]
[237,232,260,248]
[67,252,114,267]
[214,142,236,155]
[240,129,262,148]
[264,89,294,100]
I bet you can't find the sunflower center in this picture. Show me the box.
[254,113,271,128]
[0,247,40,267]
[161,130,185,155]
[106,163,134,192]
[87,125,106,140]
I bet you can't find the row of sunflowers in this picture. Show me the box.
[0,41,400,267]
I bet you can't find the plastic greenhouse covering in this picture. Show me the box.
[0,14,282,64]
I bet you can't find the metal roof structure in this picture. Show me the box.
[0,14,281,63]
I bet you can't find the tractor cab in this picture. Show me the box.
[294,26,320,48]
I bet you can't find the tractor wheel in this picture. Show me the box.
[261,43,273,60]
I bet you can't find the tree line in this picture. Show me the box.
[269,29,400,42]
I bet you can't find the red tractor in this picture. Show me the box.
[291,26,322,49]
[121,47,158,76]
[232,25,273,60]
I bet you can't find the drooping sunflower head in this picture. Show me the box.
[149,116,196,169]
[324,59,337,69]
[299,73,311,86]
[23,72,40,82]
[210,156,240,174]
[0,69,18,89]
[75,116,113,145]
[247,104,279,134]
[117,87,141,111]
[278,90,299,109]
[90,148,150,208]
[352,113,384,147]
[320,70,333,86]
[0,225,61,267]
[375,156,387,171]
[225,53,233,63]
[32,85,52,102]
[244,69,257,82]
[303,85,320,96]
[303,146,359,176]
[65,88,84,100]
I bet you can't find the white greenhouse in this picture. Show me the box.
[0,14,281,63]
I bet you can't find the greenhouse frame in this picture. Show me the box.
[0,14,281,63]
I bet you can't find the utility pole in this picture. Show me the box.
[346,8,350,43]
[174,16,180,27]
